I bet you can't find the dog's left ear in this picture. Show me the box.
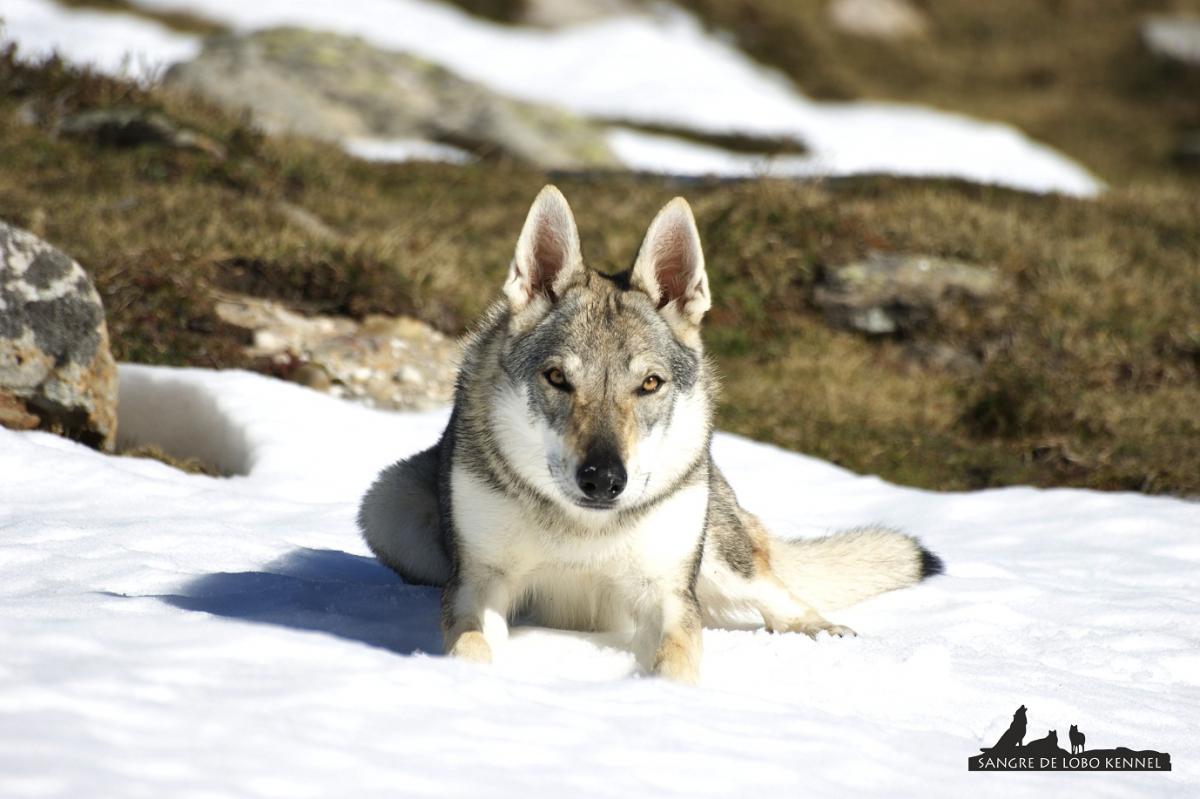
[630,198,710,332]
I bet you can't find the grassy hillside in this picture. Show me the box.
[1,49,1197,494]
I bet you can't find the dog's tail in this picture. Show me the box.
[358,443,451,588]
[768,526,943,612]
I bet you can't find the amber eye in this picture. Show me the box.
[639,375,663,395]
[545,367,569,390]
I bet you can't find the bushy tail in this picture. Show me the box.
[770,527,943,612]
[358,444,451,587]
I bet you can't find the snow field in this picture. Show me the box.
[1,364,1195,797]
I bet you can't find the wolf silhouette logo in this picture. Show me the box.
[969,706,1171,772]
[981,704,1027,752]
[1070,724,1086,754]
[1025,730,1060,757]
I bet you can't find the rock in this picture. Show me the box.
[212,292,458,411]
[274,202,341,242]
[0,222,118,449]
[1142,15,1200,67]
[59,108,226,159]
[828,0,928,40]
[290,363,333,391]
[1172,129,1200,169]
[522,0,639,28]
[814,252,1004,337]
[165,27,618,169]
[902,341,981,374]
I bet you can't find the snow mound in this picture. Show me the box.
[1,364,1196,796]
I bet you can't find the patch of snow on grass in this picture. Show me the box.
[608,127,814,178]
[342,136,477,164]
[2,0,201,82]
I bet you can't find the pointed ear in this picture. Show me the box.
[629,197,710,329]
[504,185,584,313]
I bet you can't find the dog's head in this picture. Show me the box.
[492,185,713,515]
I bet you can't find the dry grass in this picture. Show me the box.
[119,444,225,476]
[1,50,1196,493]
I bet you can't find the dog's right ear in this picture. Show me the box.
[504,185,584,314]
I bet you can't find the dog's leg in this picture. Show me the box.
[633,587,703,684]
[697,554,855,637]
[746,568,856,638]
[442,566,517,664]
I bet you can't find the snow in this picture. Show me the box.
[608,127,813,179]
[1,363,1197,796]
[342,136,476,165]
[1,0,201,82]
[3,0,1102,194]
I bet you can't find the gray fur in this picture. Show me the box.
[358,443,448,586]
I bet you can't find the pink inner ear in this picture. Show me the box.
[530,221,568,299]
[653,232,693,309]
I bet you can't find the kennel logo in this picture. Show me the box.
[968,705,1172,772]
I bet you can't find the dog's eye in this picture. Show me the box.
[544,368,570,390]
[639,375,663,395]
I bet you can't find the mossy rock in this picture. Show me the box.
[166,27,618,169]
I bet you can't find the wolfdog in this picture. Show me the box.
[359,185,942,682]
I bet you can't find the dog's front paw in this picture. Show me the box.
[448,631,493,664]
[770,618,857,639]
[653,635,700,685]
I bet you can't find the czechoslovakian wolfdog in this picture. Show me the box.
[359,185,943,682]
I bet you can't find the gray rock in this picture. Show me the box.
[59,108,226,159]
[1172,130,1200,168]
[814,252,1003,337]
[212,292,458,411]
[829,0,928,40]
[0,222,118,449]
[1142,15,1200,67]
[165,27,617,169]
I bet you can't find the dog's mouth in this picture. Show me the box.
[571,497,619,511]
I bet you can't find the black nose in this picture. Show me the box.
[576,455,627,501]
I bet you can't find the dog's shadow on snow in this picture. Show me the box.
[154,548,444,655]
